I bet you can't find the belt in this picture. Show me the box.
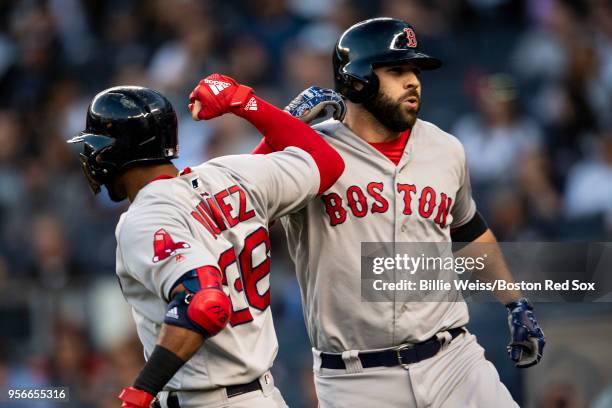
[158,378,262,408]
[226,378,262,398]
[320,327,465,370]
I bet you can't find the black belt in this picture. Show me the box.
[226,378,262,398]
[159,378,262,408]
[320,327,465,370]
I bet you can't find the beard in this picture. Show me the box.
[363,89,420,132]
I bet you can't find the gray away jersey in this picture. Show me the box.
[282,118,477,352]
[115,147,319,390]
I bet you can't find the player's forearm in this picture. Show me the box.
[118,331,191,407]
[253,134,344,193]
[239,97,344,193]
[460,229,521,304]
[157,323,205,360]
[128,325,204,398]
[240,96,344,193]
[188,74,344,192]
[237,95,317,151]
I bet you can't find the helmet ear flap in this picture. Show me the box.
[69,134,121,194]
[341,72,380,104]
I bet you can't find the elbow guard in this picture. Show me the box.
[187,286,231,337]
[165,266,232,338]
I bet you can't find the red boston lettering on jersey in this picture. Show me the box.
[152,229,190,263]
[347,186,368,218]
[367,182,389,213]
[228,185,255,222]
[397,183,417,215]
[418,186,436,218]
[322,182,454,230]
[434,193,453,228]
[322,192,347,226]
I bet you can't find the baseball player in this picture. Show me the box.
[253,18,545,407]
[67,74,344,408]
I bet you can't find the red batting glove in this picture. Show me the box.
[118,386,155,408]
[188,73,253,120]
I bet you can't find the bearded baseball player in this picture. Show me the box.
[254,18,545,407]
[68,74,344,408]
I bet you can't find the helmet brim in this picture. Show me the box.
[67,133,116,151]
[343,51,441,85]
[372,51,442,71]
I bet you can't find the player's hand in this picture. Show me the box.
[189,73,253,120]
[117,386,155,408]
[505,298,545,368]
[284,86,346,124]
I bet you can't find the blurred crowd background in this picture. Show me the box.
[0,0,611,407]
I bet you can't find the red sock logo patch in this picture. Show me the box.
[152,228,191,262]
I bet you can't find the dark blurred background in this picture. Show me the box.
[0,0,611,407]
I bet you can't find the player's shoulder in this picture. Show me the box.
[116,182,184,244]
[189,160,227,178]
[312,118,343,139]
[182,154,234,172]
[414,119,466,159]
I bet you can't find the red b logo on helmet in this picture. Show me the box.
[404,28,417,48]
[391,27,418,50]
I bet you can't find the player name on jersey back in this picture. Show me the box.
[190,182,256,238]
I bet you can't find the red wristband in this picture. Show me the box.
[118,386,155,408]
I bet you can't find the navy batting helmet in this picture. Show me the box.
[333,18,442,103]
[67,86,178,199]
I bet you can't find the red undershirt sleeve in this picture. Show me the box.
[241,96,344,194]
